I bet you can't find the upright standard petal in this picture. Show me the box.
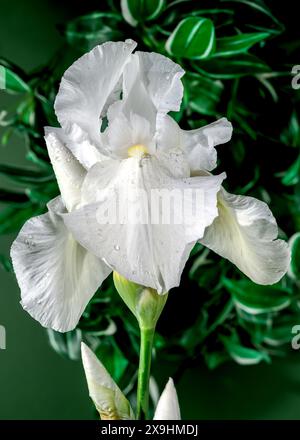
[45,127,86,211]
[136,51,185,114]
[81,342,135,420]
[64,154,225,293]
[200,189,290,284]
[11,197,111,332]
[153,378,181,420]
[54,40,137,157]
[104,51,184,156]
[157,115,232,172]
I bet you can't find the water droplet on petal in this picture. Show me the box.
[114,244,120,251]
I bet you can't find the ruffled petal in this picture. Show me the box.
[135,51,184,114]
[157,115,232,172]
[45,127,86,211]
[10,197,111,332]
[154,378,181,420]
[54,40,137,158]
[200,189,290,284]
[81,342,135,420]
[103,51,185,158]
[64,154,225,292]
[49,125,105,170]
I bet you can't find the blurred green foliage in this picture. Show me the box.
[1,0,300,402]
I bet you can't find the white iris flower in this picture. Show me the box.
[11,40,290,332]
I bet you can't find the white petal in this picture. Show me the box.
[64,155,225,293]
[107,54,157,133]
[157,115,232,172]
[136,51,184,114]
[10,197,111,332]
[81,342,135,420]
[51,124,106,170]
[154,378,181,420]
[103,113,155,158]
[104,51,184,155]
[54,40,137,157]
[45,127,86,211]
[200,189,290,284]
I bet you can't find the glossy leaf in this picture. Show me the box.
[64,13,123,51]
[288,233,300,281]
[0,254,13,272]
[166,17,215,59]
[281,155,300,186]
[221,334,270,365]
[0,164,53,184]
[223,279,292,314]
[95,338,129,382]
[192,54,270,78]
[0,204,44,235]
[0,188,29,206]
[47,329,82,360]
[222,0,284,34]
[0,65,30,93]
[185,75,224,116]
[121,0,165,26]
[214,32,269,57]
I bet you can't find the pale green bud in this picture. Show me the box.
[113,272,168,330]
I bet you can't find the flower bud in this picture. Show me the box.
[113,272,168,330]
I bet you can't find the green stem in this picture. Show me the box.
[136,327,155,420]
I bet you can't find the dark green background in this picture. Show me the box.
[1,0,300,419]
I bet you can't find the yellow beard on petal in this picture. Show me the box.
[127,144,149,158]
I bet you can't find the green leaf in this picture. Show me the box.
[223,278,291,314]
[47,329,82,360]
[281,155,300,186]
[223,0,284,34]
[0,164,53,185]
[221,334,270,365]
[166,17,215,60]
[0,205,44,235]
[263,317,297,346]
[0,254,13,272]
[185,74,224,116]
[121,0,165,26]
[0,188,29,206]
[95,338,129,382]
[25,182,58,205]
[288,233,300,281]
[192,54,270,79]
[280,111,300,147]
[214,32,269,57]
[0,65,30,94]
[17,97,35,126]
[203,350,229,370]
[64,12,123,51]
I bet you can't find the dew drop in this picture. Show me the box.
[114,244,120,251]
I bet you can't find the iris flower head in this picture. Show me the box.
[11,40,290,332]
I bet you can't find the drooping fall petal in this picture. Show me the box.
[11,197,111,332]
[64,153,225,293]
[200,188,290,284]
